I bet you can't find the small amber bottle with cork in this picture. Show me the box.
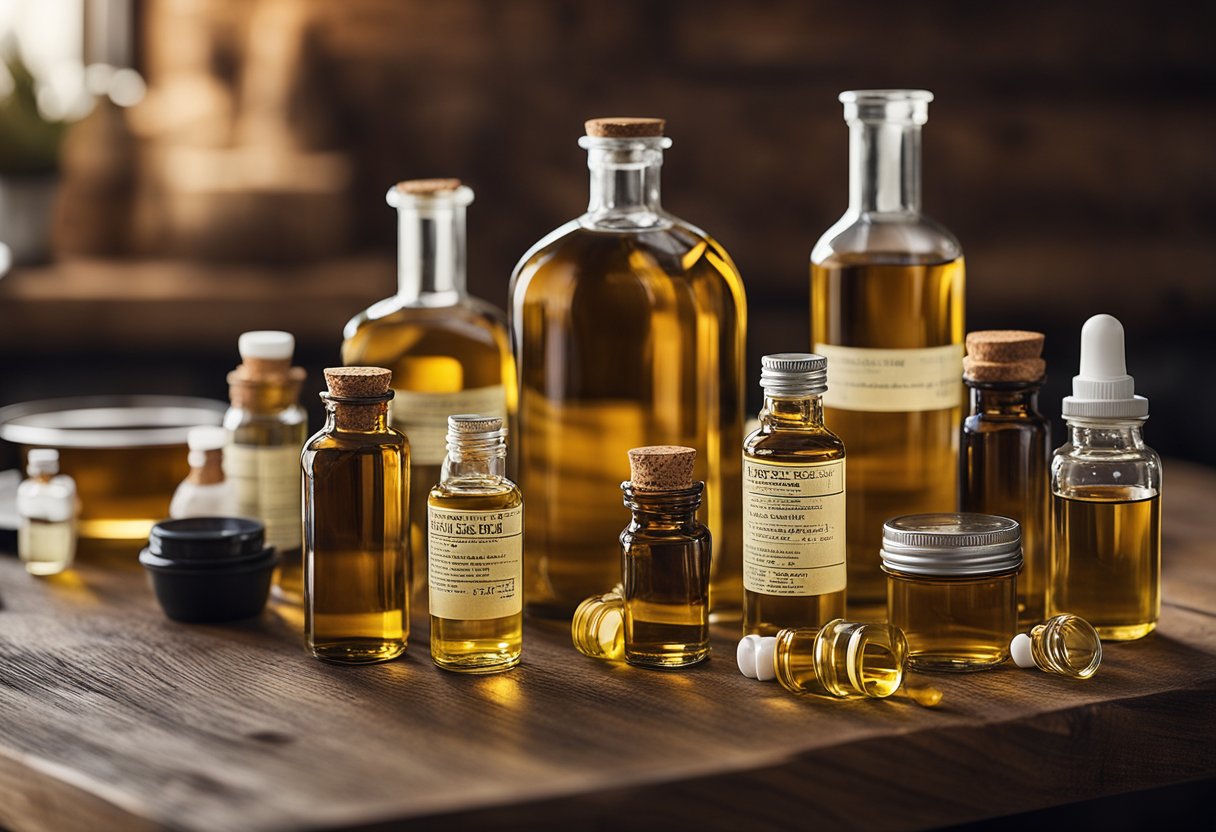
[621,446,712,668]
[302,367,410,664]
[960,330,1050,625]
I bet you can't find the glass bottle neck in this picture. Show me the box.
[1066,419,1146,451]
[967,381,1042,417]
[581,138,670,230]
[323,401,390,433]
[622,482,703,530]
[759,394,825,429]
[441,438,508,482]
[396,202,467,304]
[848,119,922,215]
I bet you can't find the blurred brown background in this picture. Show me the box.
[1,0,1214,465]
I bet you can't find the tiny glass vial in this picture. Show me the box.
[882,513,1021,672]
[743,353,847,635]
[169,426,238,519]
[302,367,409,664]
[571,585,626,661]
[736,619,909,699]
[1010,614,1102,679]
[1050,314,1161,641]
[428,414,523,673]
[621,446,712,668]
[16,449,77,576]
[960,330,1050,626]
[224,330,308,604]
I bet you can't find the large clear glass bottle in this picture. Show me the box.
[428,415,523,673]
[1050,315,1161,641]
[742,354,846,635]
[511,117,746,619]
[302,367,409,664]
[811,90,965,617]
[343,180,514,604]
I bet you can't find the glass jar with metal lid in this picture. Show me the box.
[881,513,1022,672]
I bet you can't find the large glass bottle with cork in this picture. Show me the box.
[810,90,965,616]
[510,117,747,619]
[343,180,514,603]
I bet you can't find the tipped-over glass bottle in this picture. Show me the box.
[571,585,626,661]
[737,619,909,699]
[223,330,308,603]
[169,426,238,519]
[621,446,712,668]
[16,449,77,576]
[511,118,746,620]
[1050,314,1161,641]
[343,180,514,605]
[811,90,965,618]
[960,331,1050,626]
[302,367,409,664]
[1010,614,1102,679]
[743,353,846,635]
[428,415,523,673]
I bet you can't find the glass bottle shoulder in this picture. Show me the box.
[1051,425,1161,497]
[744,424,845,463]
[621,519,711,547]
[343,292,509,360]
[224,402,308,434]
[811,210,962,267]
[302,425,408,461]
[429,478,522,510]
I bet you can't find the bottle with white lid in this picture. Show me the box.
[1010,613,1102,679]
[17,449,78,576]
[1050,314,1161,641]
[169,426,239,519]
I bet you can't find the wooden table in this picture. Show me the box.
[1,462,1213,832]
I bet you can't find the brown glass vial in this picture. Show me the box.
[302,368,410,664]
[621,446,712,668]
[959,331,1049,626]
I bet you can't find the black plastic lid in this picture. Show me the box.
[147,517,266,561]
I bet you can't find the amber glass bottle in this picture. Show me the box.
[811,90,965,617]
[511,117,746,619]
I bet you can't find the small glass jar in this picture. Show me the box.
[881,513,1021,672]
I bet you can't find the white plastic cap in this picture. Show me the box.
[737,635,760,678]
[238,330,295,361]
[754,637,777,681]
[187,425,229,452]
[1062,314,1148,419]
[26,448,59,476]
[736,634,778,681]
[1010,633,1035,669]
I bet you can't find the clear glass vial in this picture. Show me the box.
[1010,614,1102,679]
[343,179,514,605]
[169,426,238,519]
[1050,314,1161,641]
[621,446,712,668]
[16,449,77,576]
[511,118,746,620]
[428,414,523,673]
[811,90,965,618]
[882,513,1021,672]
[571,585,625,661]
[302,367,409,664]
[743,353,846,635]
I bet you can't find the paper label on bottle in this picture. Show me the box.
[813,343,964,412]
[743,457,846,597]
[428,504,523,620]
[391,385,507,465]
[224,444,301,553]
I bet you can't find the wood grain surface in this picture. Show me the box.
[0,462,1213,832]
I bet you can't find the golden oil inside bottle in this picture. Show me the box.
[772,620,908,698]
[887,571,1017,671]
[625,594,710,668]
[1050,485,1160,641]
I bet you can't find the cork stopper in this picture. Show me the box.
[227,331,305,406]
[627,446,696,492]
[324,367,392,398]
[394,178,462,196]
[964,331,1046,382]
[585,117,666,138]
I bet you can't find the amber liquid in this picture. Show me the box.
[623,528,712,668]
[775,621,906,698]
[302,422,409,663]
[1050,486,1160,641]
[428,486,524,673]
[513,225,745,618]
[343,299,514,606]
[888,572,1017,671]
[811,255,965,616]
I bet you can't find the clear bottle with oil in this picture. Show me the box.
[16,449,77,576]
[1010,614,1102,679]
[1050,314,1161,641]
[428,415,523,673]
[621,446,712,668]
[511,118,746,620]
[223,330,308,603]
[571,584,625,661]
[302,367,409,664]
[743,353,846,635]
[343,180,514,605]
[810,90,965,617]
[960,331,1050,626]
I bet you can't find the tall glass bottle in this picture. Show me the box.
[810,90,965,616]
[743,354,846,635]
[511,117,746,619]
[343,179,514,604]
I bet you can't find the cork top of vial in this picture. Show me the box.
[323,367,392,398]
[585,117,666,138]
[394,178,462,196]
[627,446,696,491]
[964,330,1045,382]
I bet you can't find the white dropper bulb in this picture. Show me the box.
[736,634,778,681]
[1062,313,1148,420]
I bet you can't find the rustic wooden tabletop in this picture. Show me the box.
[1,462,1213,832]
